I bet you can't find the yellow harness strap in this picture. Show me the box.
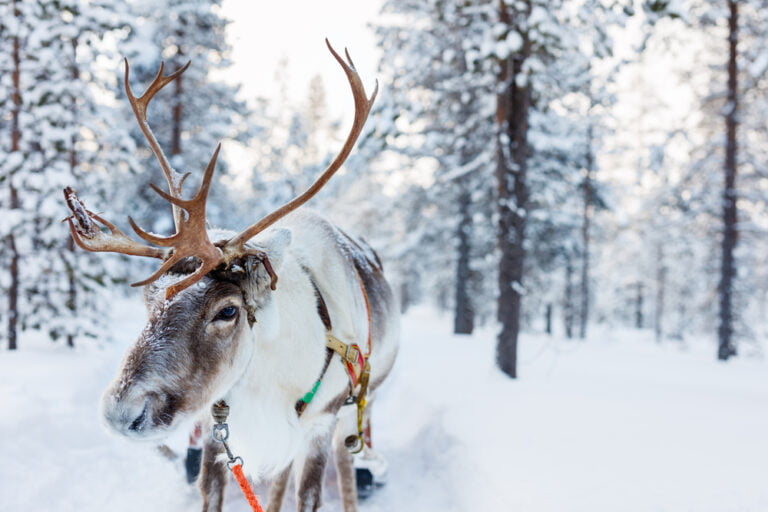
[321,269,373,453]
[325,334,365,387]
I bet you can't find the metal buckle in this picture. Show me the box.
[345,344,360,364]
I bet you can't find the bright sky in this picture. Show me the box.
[219,0,382,118]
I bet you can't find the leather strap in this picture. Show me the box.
[325,334,365,388]
[295,272,371,416]
[295,278,335,417]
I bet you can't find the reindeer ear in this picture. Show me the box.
[240,228,292,326]
[258,228,291,272]
[241,227,292,291]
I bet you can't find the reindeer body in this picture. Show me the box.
[102,211,399,511]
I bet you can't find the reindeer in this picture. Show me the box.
[63,41,399,512]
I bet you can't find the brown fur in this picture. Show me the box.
[200,436,227,512]
[336,230,394,349]
[120,279,249,424]
[333,435,358,512]
[266,465,292,512]
[297,450,329,512]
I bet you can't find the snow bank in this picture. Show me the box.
[1,300,767,511]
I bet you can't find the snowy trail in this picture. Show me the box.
[1,300,767,511]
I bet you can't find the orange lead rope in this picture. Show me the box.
[230,463,265,512]
[211,401,265,512]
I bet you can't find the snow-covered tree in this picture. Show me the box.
[366,0,632,368]
[491,0,636,376]
[691,0,768,359]
[371,0,497,333]
[0,0,138,347]
[120,0,249,233]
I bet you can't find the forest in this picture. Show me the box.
[1,0,764,374]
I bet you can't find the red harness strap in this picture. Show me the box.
[325,269,373,388]
[356,268,373,357]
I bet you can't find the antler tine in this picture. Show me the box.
[127,216,181,246]
[146,142,220,212]
[162,257,221,298]
[124,58,191,230]
[222,40,377,256]
[63,187,169,260]
[128,143,221,247]
[130,252,186,287]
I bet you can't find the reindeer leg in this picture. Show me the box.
[333,438,359,512]
[333,419,359,512]
[266,463,292,512]
[199,435,227,512]
[294,424,333,512]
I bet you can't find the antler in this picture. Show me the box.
[63,187,168,260]
[64,60,224,299]
[124,59,191,230]
[64,41,376,300]
[220,39,378,258]
[63,145,224,299]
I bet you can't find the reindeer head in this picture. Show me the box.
[64,41,376,439]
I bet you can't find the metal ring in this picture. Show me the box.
[227,456,244,469]
[346,434,365,454]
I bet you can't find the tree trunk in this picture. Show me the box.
[399,281,410,314]
[718,0,738,361]
[564,257,574,339]
[635,282,644,329]
[545,303,552,336]
[7,0,21,350]
[579,121,593,340]
[654,244,665,344]
[172,71,183,157]
[495,1,531,379]
[452,27,476,337]
[66,38,79,348]
[7,221,19,351]
[453,188,474,334]
[66,237,77,348]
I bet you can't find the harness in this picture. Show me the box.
[295,271,372,452]
[210,270,374,511]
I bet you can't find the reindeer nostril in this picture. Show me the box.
[129,402,149,432]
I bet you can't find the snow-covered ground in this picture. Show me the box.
[1,299,767,512]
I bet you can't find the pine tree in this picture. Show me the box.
[120,0,249,233]
[0,0,23,350]
[717,0,739,360]
[659,0,768,356]
[372,0,497,333]
[0,0,138,347]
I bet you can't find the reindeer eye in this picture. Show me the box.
[213,305,238,322]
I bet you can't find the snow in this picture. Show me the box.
[1,300,767,511]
